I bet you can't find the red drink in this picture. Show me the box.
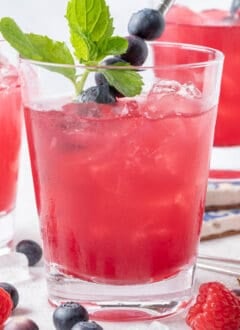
[25,93,216,285]
[161,5,240,146]
[0,62,21,215]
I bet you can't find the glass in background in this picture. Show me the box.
[0,41,22,253]
[158,0,240,178]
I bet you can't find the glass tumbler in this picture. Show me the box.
[20,41,223,321]
[0,41,22,253]
[158,0,240,178]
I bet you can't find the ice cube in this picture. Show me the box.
[0,252,31,284]
[146,80,202,119]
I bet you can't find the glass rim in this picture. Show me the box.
[165,20,238,28]
[19,41,224,70]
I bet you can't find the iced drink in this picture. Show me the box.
[25,92,215,285]
[161,5,240,147]
[0,53,21,249]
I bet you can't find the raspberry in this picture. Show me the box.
[0,287,13,326]
[186,282,240,330]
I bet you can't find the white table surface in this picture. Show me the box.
[12,132,240,330]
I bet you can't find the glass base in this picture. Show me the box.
[0,209,15,254]
[47,263,195,322]
[210,146,240,179]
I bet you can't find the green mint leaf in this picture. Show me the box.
[66,0,114,43]
[0,17,76,84]
[0,17,42,60]
[70,30,96,62]
[27,34,76,83]
[102,65,144,97]
[101,37,128,57]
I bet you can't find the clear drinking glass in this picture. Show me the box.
[0,41,22,253]
[20,41,223,321]
[158,0,240,179]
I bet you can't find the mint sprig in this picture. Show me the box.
[0,18,76,85]
[0,0,144,97]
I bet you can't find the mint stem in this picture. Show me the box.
[75,69,90,95]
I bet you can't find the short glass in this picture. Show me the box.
[159,1,240,178]
[20,42,223,321]
[0,41,22,253]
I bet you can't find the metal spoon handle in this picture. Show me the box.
[157,0,176,15]
[230,0,240,16]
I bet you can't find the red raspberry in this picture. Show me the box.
[186,282,240,330]
[0,287,13,326]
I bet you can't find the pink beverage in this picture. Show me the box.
[24,93,215,285]
[0,51,21,249]
[20,41,223,318]
[161,5,240,147]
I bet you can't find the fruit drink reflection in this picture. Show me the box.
[25,82,216,285]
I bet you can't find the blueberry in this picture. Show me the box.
[95,57,127,99]
[71,321,103,330]
[120,35,148,66]
[4,317,39,330]
[0,282,19,310]
[16,240,42,266]
[81,85,116,104]
[53,302,89,330]
[128,8,165,41]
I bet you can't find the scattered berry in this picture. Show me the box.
[128,8,165,41]
[186,282,240,330]
[4,317,39,330]
[0,282,19,310]
[71,321,103,330]
[120,35,148,66]
[81,85,116,104]
[0,287,13,326]
[53,302,89,330]
[16,240,43,266]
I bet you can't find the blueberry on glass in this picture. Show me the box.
[128,8,165,40]
[16,240,42,266]
[120,35,148,66]
[71,321,103,330]
[53,302,89,330]
[0,282,19,309]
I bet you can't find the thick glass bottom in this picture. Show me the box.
[0,209,15,254]
[210,146,240,179]
[47,262,195,322]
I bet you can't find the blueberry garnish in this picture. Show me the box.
[95,56,127,99]
[81,85,116,104]
[53,302,89,330]
[128,8,165,40]
[120,35,148,66]
[71,321,103,330]
[0,282,19,310]
[16,240,43,266]
[4,317,39,330]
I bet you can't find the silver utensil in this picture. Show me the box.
[197,254,240,277]
[157,0,176,15]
